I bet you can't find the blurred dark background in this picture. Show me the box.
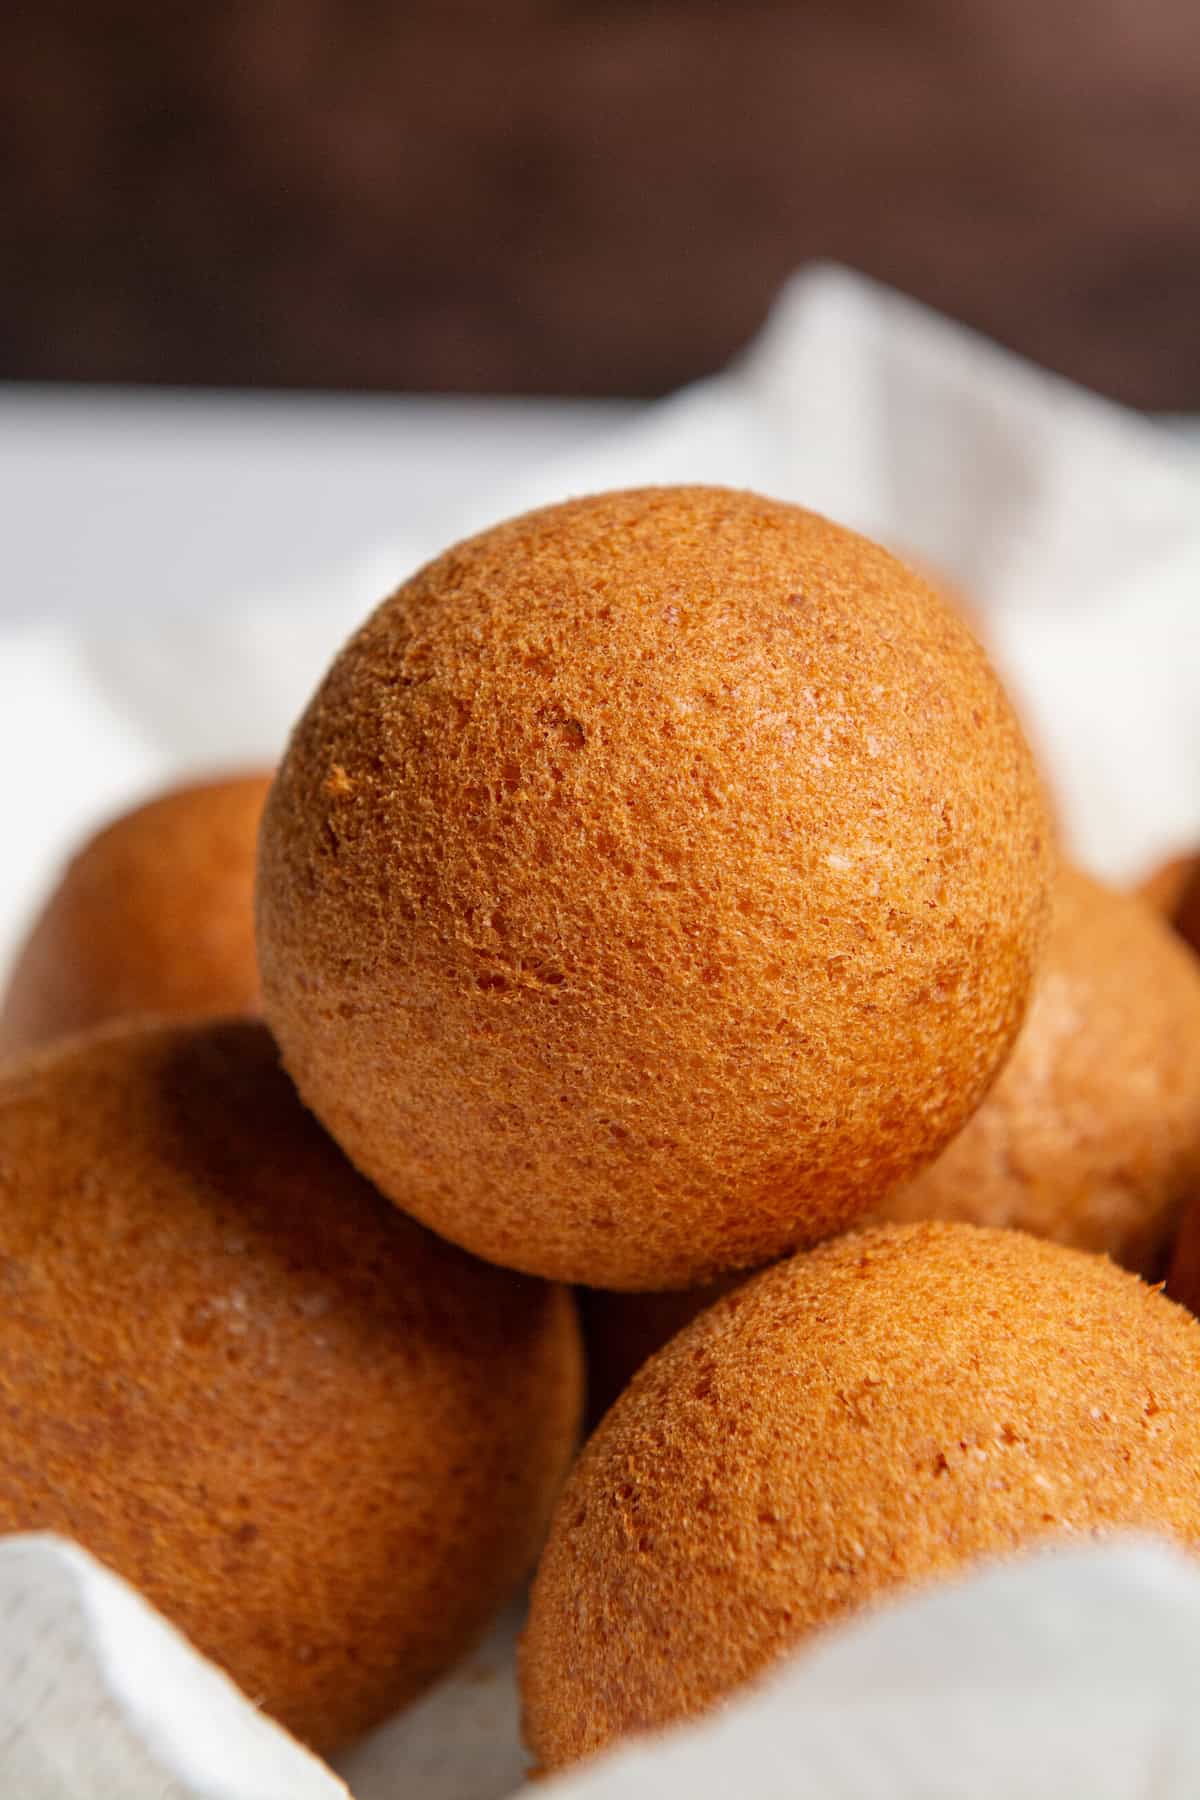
[3,0,1200,406]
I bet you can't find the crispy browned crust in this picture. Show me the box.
[522,1221,1200,1769]
[258,486,1052,1288]
[0,772,272,1058]
[0,1017,583,1751]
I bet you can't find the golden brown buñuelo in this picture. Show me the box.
[0,1018,582,1752]
[0,772,271,1059]
[257,486,1053,1289]
[521,1222,1200,1771]
[874,864,1200,1274]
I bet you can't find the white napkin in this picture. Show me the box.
[14,1530,1200,1800]
[540,1539,1200,1800]
[3,264,1200,1796]
[0,1534,344,1799]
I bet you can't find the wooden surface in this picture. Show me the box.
[3,1,1200,405]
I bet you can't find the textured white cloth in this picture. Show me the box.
[10,1532,1200,1799]
[2,265,1200,1795]
[0,1535,344,1799]
[540,1539,1200,1800]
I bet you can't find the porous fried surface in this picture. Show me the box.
[0,1019,582,1752]
[521,1221,1200,1770]
[258,486,1052,1287]
[0,772,271,1057]
[876,867,1200,1272]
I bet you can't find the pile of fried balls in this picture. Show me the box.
[4,486,1200,1771]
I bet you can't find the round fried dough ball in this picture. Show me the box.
[874,866,1200,1273]
[258,486,1053,1289]
[521,1222,1200,1770]
[0,772,271,1059]
[0,1019,582,1752]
